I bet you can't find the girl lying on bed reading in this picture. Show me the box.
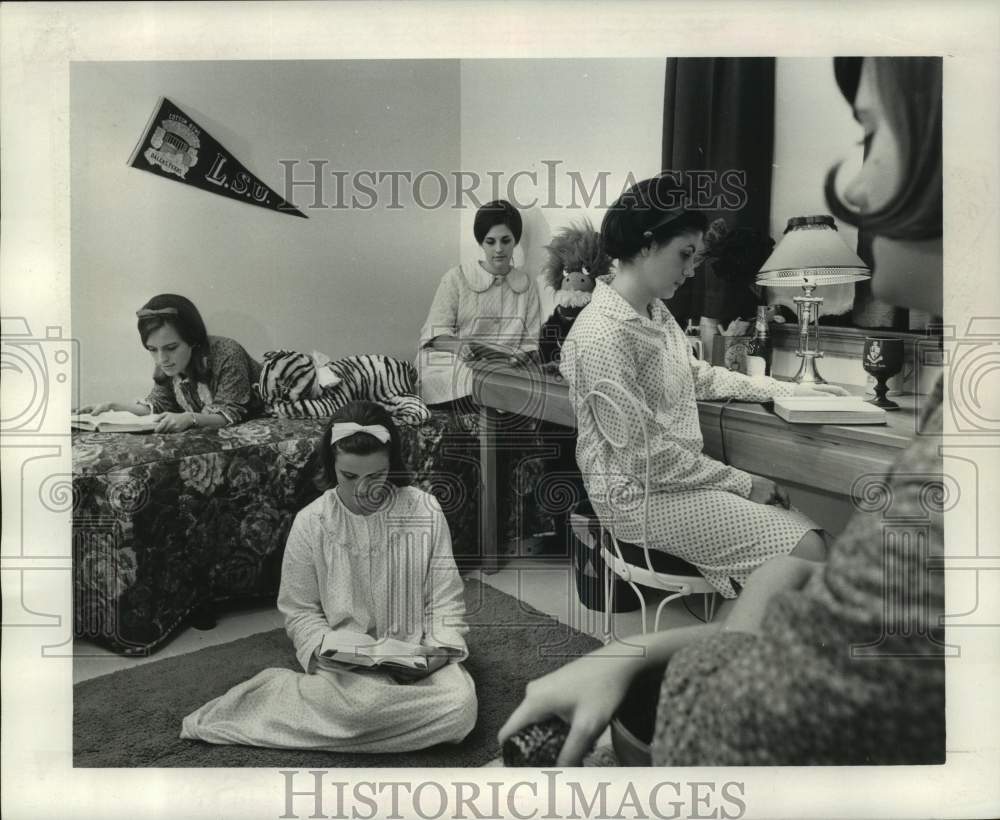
[74,293,263,432]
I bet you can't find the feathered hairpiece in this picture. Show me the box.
[542,219,613,291]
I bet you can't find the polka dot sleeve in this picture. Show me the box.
[563,316,754,498]
[684,327,798,402]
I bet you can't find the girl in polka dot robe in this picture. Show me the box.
[560,178,847,598]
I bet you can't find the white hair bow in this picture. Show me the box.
[329,422,391,445]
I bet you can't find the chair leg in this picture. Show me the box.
[653,591,685,633]
[636,584,649,635]
[653,595,667,633]
[704,592,718,623]
[602,550,613,644]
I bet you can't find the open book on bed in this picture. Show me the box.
[71,410,160,433]
[318,632,428,670]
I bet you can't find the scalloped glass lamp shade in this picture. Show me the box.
[756,216,871,384]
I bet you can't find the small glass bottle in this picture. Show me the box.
[685,317,703,360]
[745,305,772,377]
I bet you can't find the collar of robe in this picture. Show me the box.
[591,280,671,330]
[461,261,531,294]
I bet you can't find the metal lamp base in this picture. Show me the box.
[791,353,827,384]
[792,290,826,384]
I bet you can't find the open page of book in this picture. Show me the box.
[465,340,519,362]
[71,410,160,432]
[319,631,428,670]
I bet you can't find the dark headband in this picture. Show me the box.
[641,207,689,239]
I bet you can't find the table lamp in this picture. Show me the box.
[756,215,871,384]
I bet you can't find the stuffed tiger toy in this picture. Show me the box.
[257,350,431,427]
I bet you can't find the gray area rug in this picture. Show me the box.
[74,578,601,767]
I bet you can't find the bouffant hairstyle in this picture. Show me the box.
[824,57,942,240]
[136,293,211,384]
[600,177,708,264]
[317,400,412,489]
[541,219,613,291]
[473,199,523,245]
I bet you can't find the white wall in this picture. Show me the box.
[460,59,666,317]
[770,58,865,318]
[72,59,665,403]
[768,58,927,391]
[71,60,461,405]
[772,58,863,244]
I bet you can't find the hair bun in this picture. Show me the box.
[600,177,708,263]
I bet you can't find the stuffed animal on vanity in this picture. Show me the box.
[538,219,613,365]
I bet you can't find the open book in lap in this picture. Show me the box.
[71,410,161,433]
[464,340,522,363]
[319,631,428,670]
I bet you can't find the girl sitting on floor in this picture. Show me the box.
[76,293,263,431]
[181,400,477,752]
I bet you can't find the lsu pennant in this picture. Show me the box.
[128,97,307,219]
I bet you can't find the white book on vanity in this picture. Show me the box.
[772,396,888,425]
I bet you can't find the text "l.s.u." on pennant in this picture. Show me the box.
[127,97,307,219]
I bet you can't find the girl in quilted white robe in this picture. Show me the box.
[180,401,477,752]
[416,199,542,407]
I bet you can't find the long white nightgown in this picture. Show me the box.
[180,485,477,752]
[560,281,818,598]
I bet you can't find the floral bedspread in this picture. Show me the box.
[72,412,553,655]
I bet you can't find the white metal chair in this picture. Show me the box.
[580,377,718,637]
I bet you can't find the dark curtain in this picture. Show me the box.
[662,57,775,326]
